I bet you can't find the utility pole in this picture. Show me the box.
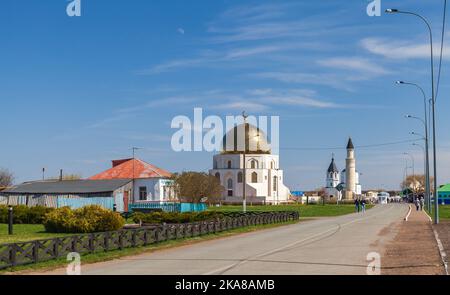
[131,147,142,204]
[242,111,248,213]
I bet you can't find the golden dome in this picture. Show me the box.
[221,123,271,154]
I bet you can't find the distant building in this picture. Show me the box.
[209,123,290,204]
[325,155,342,200]
[324,138,362,200]
[438,184,450,205]
[0,179,132,210]
[89,158,174,210]
[0,158,174,212]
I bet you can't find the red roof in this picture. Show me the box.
[89,158,172,180]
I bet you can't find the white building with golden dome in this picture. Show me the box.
[209,123,290,204]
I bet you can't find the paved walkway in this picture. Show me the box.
[382,206,445,275]
[32,204,408,275]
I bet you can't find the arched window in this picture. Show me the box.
[215,173,220,182]
[227,178,233,189]
[251,172,258,183]
[227,160,232,169]
[271,161,275,169]
[251,159,257,169]
[237,172,243,183]
[273,176,278,191]
[227,178,233,196]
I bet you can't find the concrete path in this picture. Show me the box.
[36,204,408,275]
[382,206,445,275]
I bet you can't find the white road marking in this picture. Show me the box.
[433,229,449,275]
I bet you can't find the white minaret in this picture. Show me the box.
[344,138,356,200]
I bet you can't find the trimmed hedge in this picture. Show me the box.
[132,211,224,224]
[0,205,54,224]
[43,205,125,233]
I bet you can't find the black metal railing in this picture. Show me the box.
[0,211,299,270]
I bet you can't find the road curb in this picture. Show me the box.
[424,210,433,222]
[433,229,449,275]
[404,204,412,221]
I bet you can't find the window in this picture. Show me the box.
[227,161,232,169]
[139,186,147,201]
[227,178,233,189]
[271,161,274,169]
[237,172,243,183]
[215,172,220,182]
[251,159,257,169]
[227,178,233,196]
[251,172,258,183]
[273,176,278,191]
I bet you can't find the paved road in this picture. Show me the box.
[40,204,408,275]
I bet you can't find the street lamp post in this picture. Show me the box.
[397,80,431,212]
[242,111,248,213]
[403,152,416,197]
[386,8,438,223]
[412,142,429,210]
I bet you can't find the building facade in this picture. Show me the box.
[325,156,342,200]
[89,158,175,209]
[209,123,290,204]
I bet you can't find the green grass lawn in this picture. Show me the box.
[0,224,74,244]
[208,204,373,217]
[428,205,450,220]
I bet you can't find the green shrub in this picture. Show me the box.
[43,205,125,233]
[132,211,224,224]
[0,205,54,224]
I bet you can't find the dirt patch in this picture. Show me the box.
[381,209,445,275]
[432,220,450,272]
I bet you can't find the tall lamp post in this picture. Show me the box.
[412,142,429,211]
[403,152,416,198]
[386,8,439,223]
[409,124,430,211]
[397,80,430,212]
[242,111,248,213]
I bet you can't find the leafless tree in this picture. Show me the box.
[401,174,434,193]
[0,168,14,187]
[171,172,224,204]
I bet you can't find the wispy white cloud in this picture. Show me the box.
[360,37,450,60]
[317,57,391,76]
[209,88,347,110]
[210,101,268,112]
[137,45,288,74]
[248,72,356,91]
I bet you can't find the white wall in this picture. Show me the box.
[133,178,174,202]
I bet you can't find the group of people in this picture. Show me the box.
[414,196,425,211]
[354,198,367,213]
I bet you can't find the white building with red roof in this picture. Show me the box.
[90,158,174,211]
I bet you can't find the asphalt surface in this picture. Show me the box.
[39,203,408,275]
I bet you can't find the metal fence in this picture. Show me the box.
[128,202,207,213]
[0,211,299,270]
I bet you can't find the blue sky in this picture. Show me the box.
[1,0,450,190]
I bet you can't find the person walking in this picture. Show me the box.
[361,198,366,213]
[354,198,360,213]
[420,197,425,211]
[415,197,420,211]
